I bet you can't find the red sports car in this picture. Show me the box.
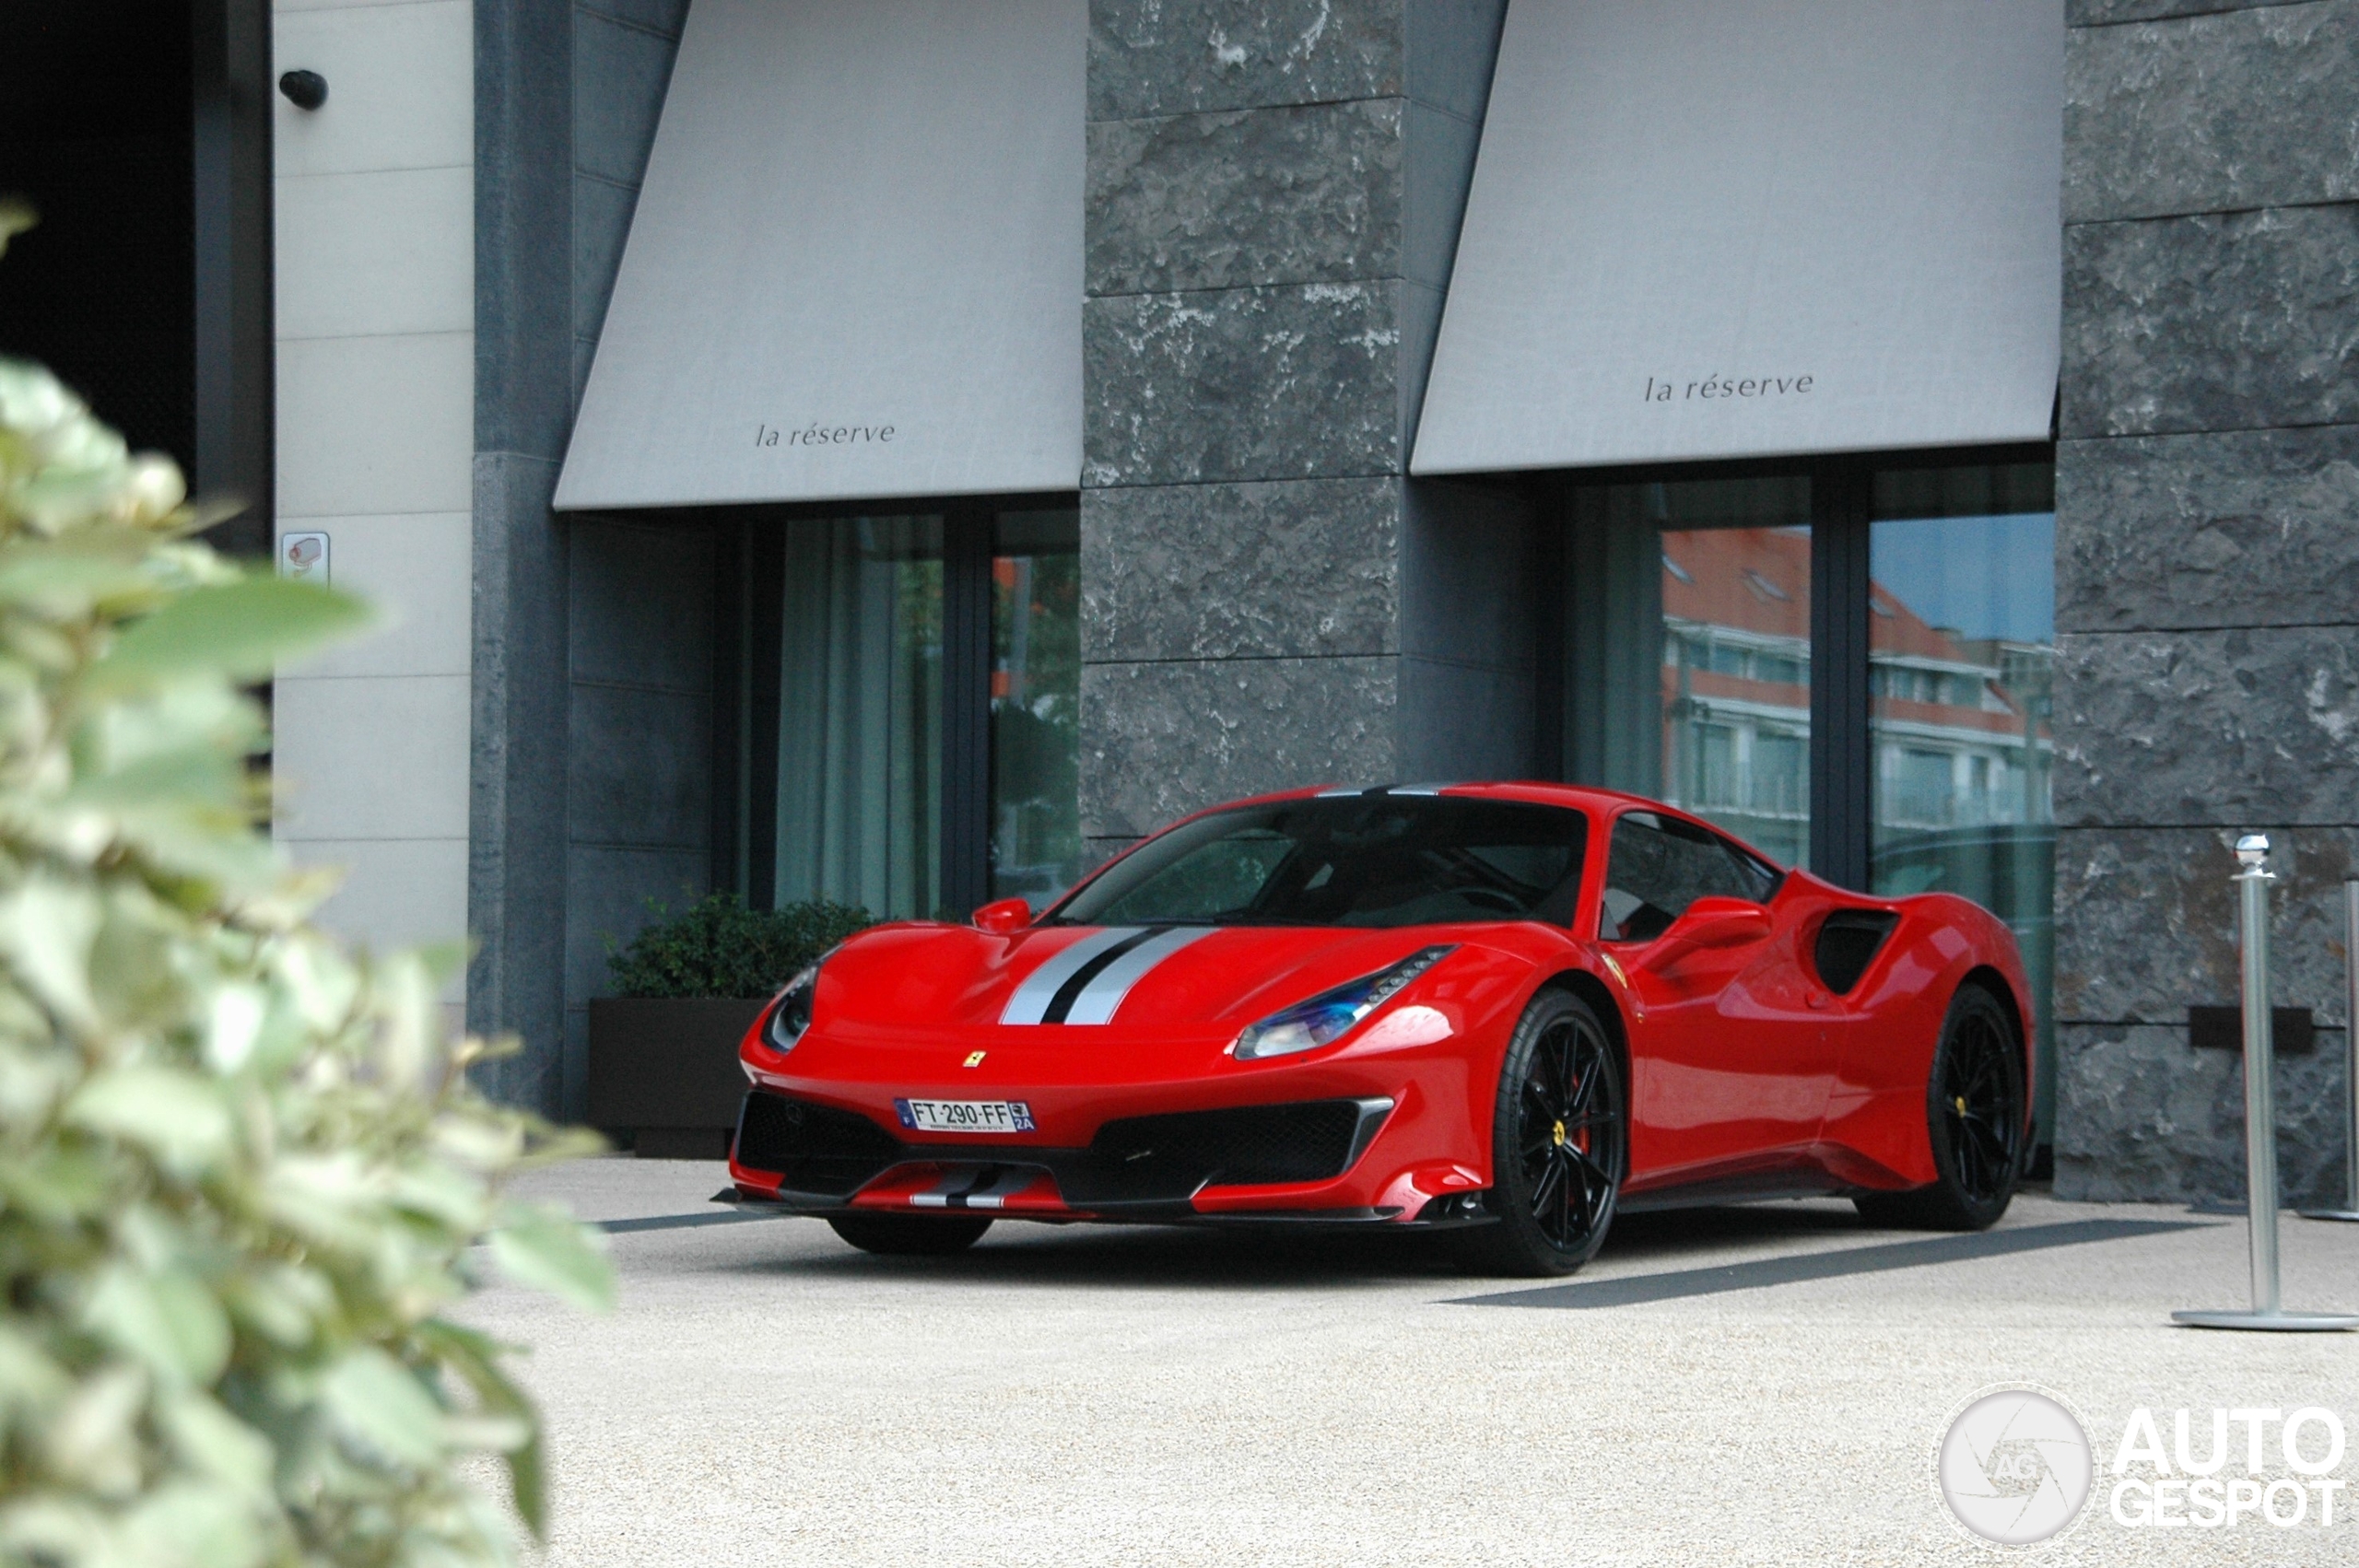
[720,783,2035,1275]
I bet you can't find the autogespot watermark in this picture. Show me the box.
[1934,1387,2352,1547]
[1937,1387,2096,1545]
[2107,1406,2347,1531]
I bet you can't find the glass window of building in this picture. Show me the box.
[773,516,946,918]
[1555,453,2056,1153]
[1562,475,1813,867]
[746,503,1082,924]
[989,511,1082,906]
[1868,462,2056,1138]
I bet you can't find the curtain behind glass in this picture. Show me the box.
[1566,477,1813,867]
[775,516,944,919]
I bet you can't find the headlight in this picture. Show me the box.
[1230,946,1455,1061]
[762,962,822,1054]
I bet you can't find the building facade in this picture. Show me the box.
[4,0,2353,1204]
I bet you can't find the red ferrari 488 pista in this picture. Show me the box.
[720,783,2034,1276]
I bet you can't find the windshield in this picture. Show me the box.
[1050,795,1590,929]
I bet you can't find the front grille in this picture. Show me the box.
[734,1093,899,1196]
[735,1092,1386,1209]
[1065,1100,1379,1205]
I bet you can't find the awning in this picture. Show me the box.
[1412,0,2062,476]
[554,0,1084,511]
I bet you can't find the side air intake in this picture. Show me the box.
[1813,909,1899,995]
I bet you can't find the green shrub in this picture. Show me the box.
[604,893,873,1000]
[0,263,611,1566]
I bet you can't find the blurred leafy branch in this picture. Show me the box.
[0,196,612,1568]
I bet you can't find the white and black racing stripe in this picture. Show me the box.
[998,925,1215,1025]
[999,926,1146,1024]
[1057,925,1214,1024]
[910,1165,1039,1210]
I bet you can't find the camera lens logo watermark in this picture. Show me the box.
[1938,1387,2095,1545]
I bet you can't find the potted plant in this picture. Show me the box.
[588,893,871,1156]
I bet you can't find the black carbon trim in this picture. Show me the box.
[733,1093,900,1196]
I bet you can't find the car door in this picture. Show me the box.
[1596,810,1834,1181]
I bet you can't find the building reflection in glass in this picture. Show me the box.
[1660,526,1813,868]
[1868,482,2056,1141]
[1565,476,1813,868]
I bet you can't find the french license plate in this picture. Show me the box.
[895,1097,1036,1135]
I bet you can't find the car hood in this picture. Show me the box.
[807,920,1461,1039]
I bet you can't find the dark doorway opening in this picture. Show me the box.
[0,0,271,556]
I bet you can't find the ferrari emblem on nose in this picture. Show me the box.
[964,1051,987,1068]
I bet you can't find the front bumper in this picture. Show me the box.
[720,1088,1489,1225]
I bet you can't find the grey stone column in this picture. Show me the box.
[472,0,691,1119]
[471,0,576,1116]
[557,2,700,1123]
[1080,0,1525,862]
[2052,0,2359,1202]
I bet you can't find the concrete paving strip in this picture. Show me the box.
[1457,1217,2210,1308]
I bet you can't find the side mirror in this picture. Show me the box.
[971,896,1033,934]
[1640,896,1770,969]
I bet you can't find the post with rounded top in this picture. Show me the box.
[2174,836,2359,1330]
[2298,878,2359,1223]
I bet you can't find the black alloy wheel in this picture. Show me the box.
[826,1213,993,1256]
[1458,989,1625,1277]
[1855,984,2025,1232]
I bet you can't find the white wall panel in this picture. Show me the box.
[275,166,474,338]
[270,0,475,999]
[297,837,472,954]
[273,675,472,841]
[276,332,473,518]
[272,1,474,176]
[276,511,473,680]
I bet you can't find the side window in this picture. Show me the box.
[1599,812,1776,942]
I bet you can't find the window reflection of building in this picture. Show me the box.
[1867,590,2054,840]
[1658,528,2055,861]
[1864,498,2058,1159]
[1659,528,1812,867]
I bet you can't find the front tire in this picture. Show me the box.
[1456,989,1625,1277]
[1854,983,2025,1231]
[826,1213,993,1256]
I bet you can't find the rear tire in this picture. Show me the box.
[1853,984,2025,1232]
[826,1213,993,1256]
[1456,989,1625,1278]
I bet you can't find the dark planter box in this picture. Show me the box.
[587,997,768,1158]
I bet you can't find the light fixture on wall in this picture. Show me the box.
[277,70,327,111]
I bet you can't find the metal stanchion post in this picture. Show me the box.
[2174,837,2359,1331]
[2298,877,2359,1223]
